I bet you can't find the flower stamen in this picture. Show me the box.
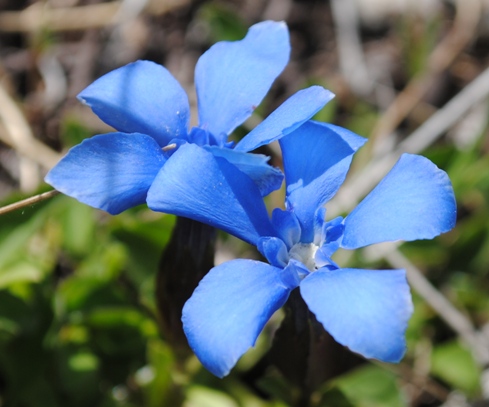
[162,143,177,151]
[289,243,319,272]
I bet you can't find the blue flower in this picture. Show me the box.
[146,120,457,378]
[45,21,334,214]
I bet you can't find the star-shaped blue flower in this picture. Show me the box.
[146,120,457,378]
[45,21,333,214]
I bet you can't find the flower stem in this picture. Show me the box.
[156,217,216,353]
[0,190,59,216]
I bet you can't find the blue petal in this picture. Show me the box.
[283,258,310,282]
[45,133,166,214]
[196,21,290,142]
[300,268,413,362]
[314,246,339,269]
[258,236,289,268]
[280,121,367,242]
[271,208,301,248]
[182,259,293,377]
[147,143,275,245]
[342,153,457,249]
[235,87,335,152]
[205,146,284,196]
[78,61,190,147]
[322,216,345,245]
[313,206,327,244]
[188,127,213,146]
[315,216,344,265]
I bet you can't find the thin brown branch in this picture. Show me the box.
[330,0,372,97]
[386,250,489,366]
[370,0,481,144]
[376,361,451,403]
[328,64,489,217]
[0,0,191,33]
[0,190,59,216]
[0,82,61,170]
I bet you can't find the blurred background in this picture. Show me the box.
[0,0,488,406]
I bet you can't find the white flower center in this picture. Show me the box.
[288,243,319,272]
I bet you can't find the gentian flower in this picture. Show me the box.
[45,21,333,214]
[146,120,457,378]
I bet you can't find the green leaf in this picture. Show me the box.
[142,340,181,407]
[0,261,43,288]
[68,351,100,372]
[184,385,240,407]
[197,3,247,42]
[0,209,47,271]
[60,199,97,257]
[85,307,147,328]
[431,340,481,395]
[318,387,355,407]
[333,365,407,407]
[61,116,93,147]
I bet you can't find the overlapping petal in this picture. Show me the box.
[258,237,289,267]
[342,153,457,249]
[280,121,367,242]
[205,146,283,196]
[235,87,335,152]
[300,268,412,362]
[78,61,190,147]
[147,143,275,245]
[195,21,290,142]
[182,259,292,377]
[271,208,301,249]
[45,133,166,215]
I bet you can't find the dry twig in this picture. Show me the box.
[387,250,489,366]
[330,0,372,97]
[0,0,191,33]
[0,82,61,170]
[370,0,481,145]
[328,64,489,217]
[0,190,59,216]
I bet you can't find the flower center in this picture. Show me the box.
[288,243,319,272]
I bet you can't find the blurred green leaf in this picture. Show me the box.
[0,206,49,272]
[61,116,94,147]
[431,340,480,396]
[69,351,100,371]
[197,3,247,42]
[0,315,19,337]
[398,13,441,77]
[0,261,43,288]
[56,347,102,406]
[318,387,355,407]
[345,102,377,138]
[142,340,182,407]
[60,199,97,257]
[86,307,147,329]
[312,95,337,124]
[111,213,174,283]
[333,365,406,407]
[184,385,240,407]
